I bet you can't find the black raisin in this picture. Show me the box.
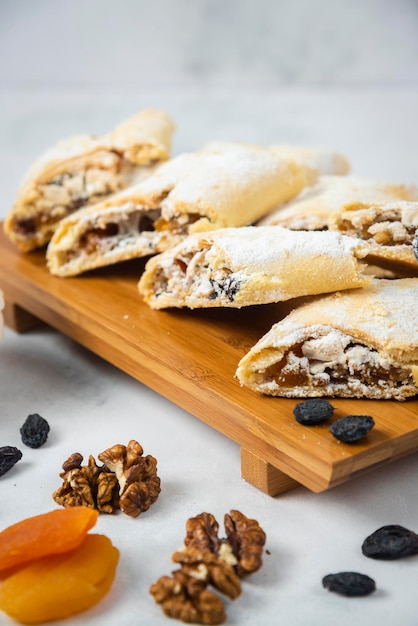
[329,415,374,443]
[362,525,418,560]
[322,571,376,597]
[15,217,36,235]
[209,276,241,302]
[0,446,23,477]
[20,413,50,448]
[293,399,334,425]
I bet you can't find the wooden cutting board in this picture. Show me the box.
[0,225,417,496]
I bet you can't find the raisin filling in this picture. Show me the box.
[13,151,131,243]
[73,210,206,260]
[152,245,243,303]
[262,339,410,389]
[81,223,120,255]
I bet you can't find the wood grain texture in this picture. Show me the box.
[241,448,301,495]
[0,225,417,495]
[3,301,43,333]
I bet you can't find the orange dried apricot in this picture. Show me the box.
[0,534,119,624]
[0,506,98,574]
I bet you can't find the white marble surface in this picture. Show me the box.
[1,2,418,625]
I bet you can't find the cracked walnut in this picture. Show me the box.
[150,510,266,625]
[53,440,160,518]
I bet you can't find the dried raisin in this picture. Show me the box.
[322,571,376,596]
[20,414,50,448]
[362,525,418,560]
[329,415,374,443]
[209,275,241,302]
[293,399,334,425]
[0,446,22,477]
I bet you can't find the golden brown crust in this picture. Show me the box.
[236,278,418,400]
[108,108,175,165]
[4,108,175,252]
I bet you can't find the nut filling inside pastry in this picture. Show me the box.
[151,244,245,304]
[257,330,412,396]
[48,200,207,273]
[236,278,418,400]
[335,206,417,246]
[11,154,147,246]
[329,201,418,277]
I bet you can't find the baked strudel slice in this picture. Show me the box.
[4,108,175,251]
[258,175,418,231]
[46,148,310,276]
[329,201,418,277]
[236,278,418,401]
[138,226,371,309]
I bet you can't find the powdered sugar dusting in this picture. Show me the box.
[205,226,366,271]
[137,148,300,212]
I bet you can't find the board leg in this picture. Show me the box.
[3,301,43,333]
[240,447,301,496]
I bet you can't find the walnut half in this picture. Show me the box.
[172,547,241,600]
[98,439,161,518]
[150,510,266,624]
[185,510,266,577]
[52,453,119,513]
[224,509,267,577]
[150,571,226,625]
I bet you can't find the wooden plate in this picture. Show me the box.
[0,225,417,496]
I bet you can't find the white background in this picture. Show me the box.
[1,2,418,625]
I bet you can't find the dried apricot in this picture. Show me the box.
[0,507,98,574]
[0,534,119,624]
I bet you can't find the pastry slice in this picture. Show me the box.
[138,226,371,309]
[258,175,418,231]
[4,108,175,251]
[236,278,418,400]
[46,148,310,277]
[329,201,418,276]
